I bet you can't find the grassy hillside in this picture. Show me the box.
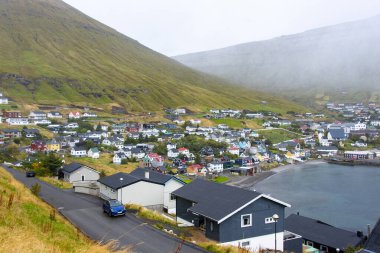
[0,0,305,114]
[0,166,123,253]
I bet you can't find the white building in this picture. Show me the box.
[6,118,29,125]
[62,163,100,183]
[207,162,224,173]
[71,146,87,157]
[98,168,185,214]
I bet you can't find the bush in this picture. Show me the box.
[30,183,41,196]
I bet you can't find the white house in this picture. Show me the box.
[71,146,87,157]
[29,111,47,120]
[6,118,29,125]
[47,111,63,119]
[113,152,127,164]
[0,95,9,104]
[66,122,79,129]
[88,147,100,159]
[167,143,177,151]
[178,147,190,156]
[173,108,186,115]
[190,119,202,125]
[207,162,224,173]
[168,149,179,159]
[83,112,97,118]
[228,146,240,156]
[98,168,185,214]
[61,163,99,183]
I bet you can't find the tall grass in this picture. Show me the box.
[0,167,127,253]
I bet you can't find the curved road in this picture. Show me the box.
[3,165,208,253]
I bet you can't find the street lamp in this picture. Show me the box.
[336,249,340,253]
[272,214,279,253]
[120,177,123,203]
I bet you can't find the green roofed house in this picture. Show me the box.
[88,147,100,159]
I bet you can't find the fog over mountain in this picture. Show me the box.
[174,15,380,104]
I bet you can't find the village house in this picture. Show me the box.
[47,111,63,119]
[327,128,347,141]
[172,179,290,251]
[46,139,61,152]
[178,147,190,156]
[168,148,179,159]
[71,146,87,157]
[2,111,21,118]
[88,147,100,159]
[68,111,81,119]
[1,129,21,139]
[0,93,9,104]
[61,163,100,183]
[29,111,47,120]
[30,140,46,152]
[344,151,375,160]
[23,128,39,138]
[82,112,97,118]
[113,152,127,164]
[207,161,224,173]
[6,117,29,125]
[98,168,185,214]
[285,214,363,253]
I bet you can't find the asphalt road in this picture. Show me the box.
[3,165,208,253]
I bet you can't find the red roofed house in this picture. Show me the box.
[68,112,81,119]
[30,140,46,152]
[143,153,164,167]
[178,147,190,156]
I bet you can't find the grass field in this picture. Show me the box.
[212,176,230,184]
[39,177,73,189]
[0,167,125,253]
[257,129,303,144]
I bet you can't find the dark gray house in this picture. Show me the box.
[285,214,363,253]
[172,179,290,251]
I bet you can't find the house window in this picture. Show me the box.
[306,241,314,247]
[241,241,250,247]
[81,175,85,181]
[241,214,252,227]
[320,245,328,252]
[110,189,115,193]
[210,221,214,232]
[170,194,176,200]
[265,217,275,224]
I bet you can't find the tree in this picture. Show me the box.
[194,154,201,164]
[96,124,102,131]
[153,143,167,155]
[41,153,63,176]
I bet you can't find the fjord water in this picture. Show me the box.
[254,162,380,232]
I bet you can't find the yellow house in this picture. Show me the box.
[46,139,61,152]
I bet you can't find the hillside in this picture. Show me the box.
[0,0,304,113]
[174,15,380,106]
[0,167,124,253]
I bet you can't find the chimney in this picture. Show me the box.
[145,171,150,179]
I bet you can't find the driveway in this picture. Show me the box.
[3,165,208,253]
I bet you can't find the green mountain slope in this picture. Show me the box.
[0,0,304,113]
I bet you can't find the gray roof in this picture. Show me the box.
[99,172,139,189]
[365,218,380,252]
[73,146,87,151]
[329,128,347,139]
[285,214,362,249]
[98,168,179,190]
[62,163,83,173]
[172,179,281,222]
[130,168,175,185]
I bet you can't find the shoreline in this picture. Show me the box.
[253,159,327,187]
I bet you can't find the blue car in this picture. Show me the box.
[103,199,126,217]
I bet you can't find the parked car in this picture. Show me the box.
[103,199,126,217]
[26,170,36,177]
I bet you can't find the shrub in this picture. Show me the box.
[30,183,41,196]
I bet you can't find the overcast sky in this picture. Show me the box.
[63,0,380,56]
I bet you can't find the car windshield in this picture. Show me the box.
[109,200,123,207]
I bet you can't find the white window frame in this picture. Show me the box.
[241,214,252,227]
[265,217,275,224]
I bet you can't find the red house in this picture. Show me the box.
[30,140,46,152]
